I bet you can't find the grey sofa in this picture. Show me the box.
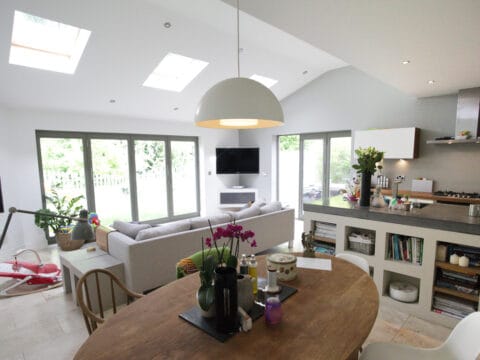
[107,204,295,293]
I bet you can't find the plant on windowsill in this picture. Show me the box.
[352,147,384,207]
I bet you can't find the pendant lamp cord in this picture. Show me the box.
[236,0,240,78]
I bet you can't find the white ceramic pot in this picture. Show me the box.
[267,253,297,281]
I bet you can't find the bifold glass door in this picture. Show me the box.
[278,131,351,219]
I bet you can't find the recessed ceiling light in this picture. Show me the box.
[249,74,278,88]
[401,60,410,65]
[428,80,436,84]
[164,22,171,29]
[109,99,116,103]
[173,107,179,111]
[302,70,308,75]
[9,10,91,74]
[143,52,208,92]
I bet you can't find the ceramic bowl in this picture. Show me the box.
[267,253,297,281]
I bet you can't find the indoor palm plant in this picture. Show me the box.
[352,147,384,206]
[34,184,84,248]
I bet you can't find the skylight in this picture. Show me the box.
[250,74,278,88]
[143,53,209,92]
[9,10,91,74]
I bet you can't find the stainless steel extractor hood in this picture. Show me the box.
[455,87,480,138]
[427,87,480,144]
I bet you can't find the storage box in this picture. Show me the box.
[348,233,375,255]
[411,179,433,193]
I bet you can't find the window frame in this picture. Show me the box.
[277,130,351,219]
[36,130,200,228]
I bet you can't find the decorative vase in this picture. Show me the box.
[214,266,238,333]
[360,172,372,207]
[237,274,254,312]
[196,287,215,318]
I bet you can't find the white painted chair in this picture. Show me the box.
[359,311,480,360]
[336,253,370,274]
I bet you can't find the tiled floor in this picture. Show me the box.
[0,224,454,360]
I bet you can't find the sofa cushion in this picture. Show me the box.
[190,213,232,229]
[232,205,261,220]
[260,201,282,215]
[135,219,191,241]
[112,221,151,239]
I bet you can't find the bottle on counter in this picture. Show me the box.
[239,254,249,275]
[248,255,258,295]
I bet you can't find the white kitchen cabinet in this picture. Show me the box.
[353,127,420,159]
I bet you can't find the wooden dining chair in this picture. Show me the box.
[76,268,144,335]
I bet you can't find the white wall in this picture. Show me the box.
[239,66,480,203]
[0,107,238,256]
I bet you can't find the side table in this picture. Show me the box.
[59,244,125,312]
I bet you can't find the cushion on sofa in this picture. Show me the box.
[260,201,282,215]
[135,219,191,241]
[232,205,261,220]
[190,213,232,229]
[112,221,151,239]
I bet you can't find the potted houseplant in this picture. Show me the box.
[34,185,84,249]
[352,147,384,207]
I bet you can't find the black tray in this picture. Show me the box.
[179,283,297,342]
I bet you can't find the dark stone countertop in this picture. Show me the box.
[303,200,480,236]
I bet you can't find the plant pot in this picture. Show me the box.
[237,274,254,312]
[55,232,84,251]
[196,288,215,318]
[214,266,238,333]
[360,173,372,207]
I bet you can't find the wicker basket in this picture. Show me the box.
[348,233,375,255]
[55,232,85,251]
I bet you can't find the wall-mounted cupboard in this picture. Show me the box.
[353,127,420,159]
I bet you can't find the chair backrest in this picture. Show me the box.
[336,253,370,274]
[76,268,144,335]
[438,311,480,359]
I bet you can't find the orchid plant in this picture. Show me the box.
[197,222,256,312]
[205,222,256,268]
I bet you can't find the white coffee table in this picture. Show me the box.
[59,244,125,311]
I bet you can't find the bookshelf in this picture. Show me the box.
[386,233,423,265]
[303,207,480,328]
[432,242,480,319]
[311,220,336,255]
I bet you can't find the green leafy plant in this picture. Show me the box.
[352,147,384,175]
[34,185,84,234]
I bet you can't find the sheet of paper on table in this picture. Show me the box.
[296,257,332,271]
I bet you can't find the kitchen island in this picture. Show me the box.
[304,200,480,328]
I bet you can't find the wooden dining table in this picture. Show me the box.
[74,254,379,360]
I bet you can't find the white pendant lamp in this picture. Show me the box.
[195,0,284,129]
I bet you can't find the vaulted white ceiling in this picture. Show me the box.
[1,0,479,124]
[224,0,480,98]
[0,0,345,122]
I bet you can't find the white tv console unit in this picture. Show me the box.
[218,188,257,208]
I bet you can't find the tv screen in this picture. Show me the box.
[216,148,259,174]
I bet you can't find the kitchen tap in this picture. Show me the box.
[392,175,405,199]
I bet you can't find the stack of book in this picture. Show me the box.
[313,221,336,240]
[436,269,479,296]
[433,293,477,319]
[387,234,423,265]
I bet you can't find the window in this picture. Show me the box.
[37,131,199,241]
[278,131,351,217]
[9,10,91,74]
[143,53,209,92]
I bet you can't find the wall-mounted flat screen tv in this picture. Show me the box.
[216,147,259,174]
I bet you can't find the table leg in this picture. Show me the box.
[62,264,72,294]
